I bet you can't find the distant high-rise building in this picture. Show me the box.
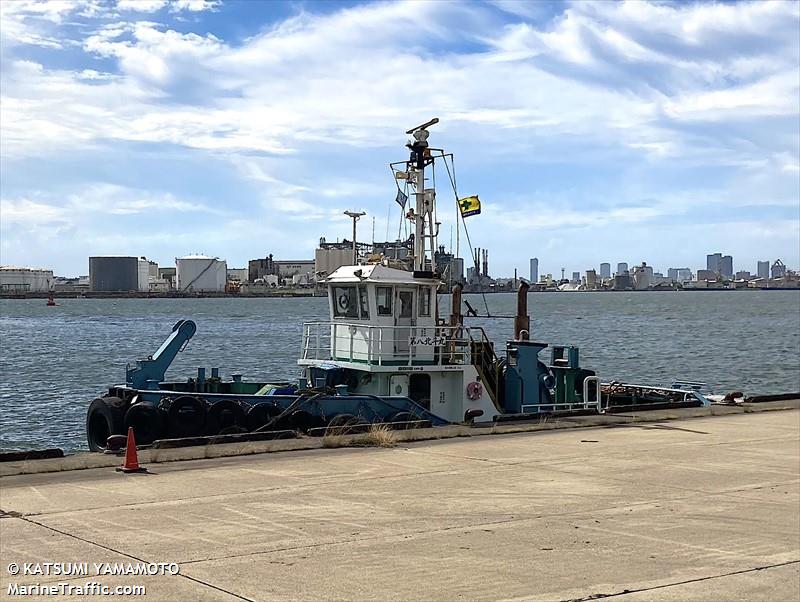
[599,262,611,279]
[571,271,580,283]
[720,255,733,279]
[757,261,770,280]
[735,271,751,281]
[530,258,538,283]
[616,262,628,275]
[668,268,692,283]
[697,269,715,281]
[707,253,722,274]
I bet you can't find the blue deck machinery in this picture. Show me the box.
[492,283,601,418]
[126,319,197,390]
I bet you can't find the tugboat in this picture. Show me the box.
[85,120,709,452]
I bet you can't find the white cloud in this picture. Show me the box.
[116,0,168,12]
[0,198,70,226]
[169,0,219,12]
[0,184,221,228]
[0,0,99,48]
[3,0,793,168]
[115,0,220,13]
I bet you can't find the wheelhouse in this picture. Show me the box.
[301,263,441,367]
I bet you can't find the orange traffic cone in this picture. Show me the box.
[116,427,147,473]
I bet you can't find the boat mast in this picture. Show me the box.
[406,118,438,273]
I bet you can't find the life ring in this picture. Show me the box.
[466,381,483,400]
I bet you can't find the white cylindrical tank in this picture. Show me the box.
[137,258,150,292]
[0,267,54,292]
[176,255,227,292]
[632,263,653,290]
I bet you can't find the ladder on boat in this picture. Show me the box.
[470,339,500,405]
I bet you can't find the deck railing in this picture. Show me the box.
[300,321,493,367]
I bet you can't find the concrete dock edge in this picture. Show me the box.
[1,399,798,478]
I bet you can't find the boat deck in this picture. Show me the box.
[1,408,798,601]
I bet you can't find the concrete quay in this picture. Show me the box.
[1,409,798,601]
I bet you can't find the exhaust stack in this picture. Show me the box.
[514,281,530,341]
[450,283,463,327]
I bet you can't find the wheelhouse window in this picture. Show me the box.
[332,286,359,318]
[399,290,413,318]
[358,285,370,319]
[419,287,431,317]
[376,286,392,316]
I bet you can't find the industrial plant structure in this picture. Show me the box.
[176,255,227,292]
[0,266,54,292]
[89,256,139,292]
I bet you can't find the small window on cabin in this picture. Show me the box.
[419,287,431,317]
[358,285,370,319]
[333,286,358,318]
[376,286,392,316]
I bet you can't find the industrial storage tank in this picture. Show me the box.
[0,267,54,292]
[631,263,653,291]
[176,255,227,292]
[137,258,149,292]
[89,256,138,291]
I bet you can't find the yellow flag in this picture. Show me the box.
[458,195,481,218]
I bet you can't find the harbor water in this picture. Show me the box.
[1,290,798,453]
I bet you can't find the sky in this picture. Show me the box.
[1,0,798,278]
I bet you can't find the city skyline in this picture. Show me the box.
[15,244,794,282]
[516,254,791,283]
[1,1,798,276]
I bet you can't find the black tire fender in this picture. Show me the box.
[388,411,417,428]
[245,402,281,431]
[86,396,126,452]
[289,410,326,433]
[167,395,207,438]
[205,399,247,435]
[124,402,165,446]
[328,413,358,428]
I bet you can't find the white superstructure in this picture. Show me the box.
[176,255,227,292]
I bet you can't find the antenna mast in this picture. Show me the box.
[405,118,439,273]
[344,210,366,265]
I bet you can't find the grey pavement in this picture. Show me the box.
[1,410,798,601]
